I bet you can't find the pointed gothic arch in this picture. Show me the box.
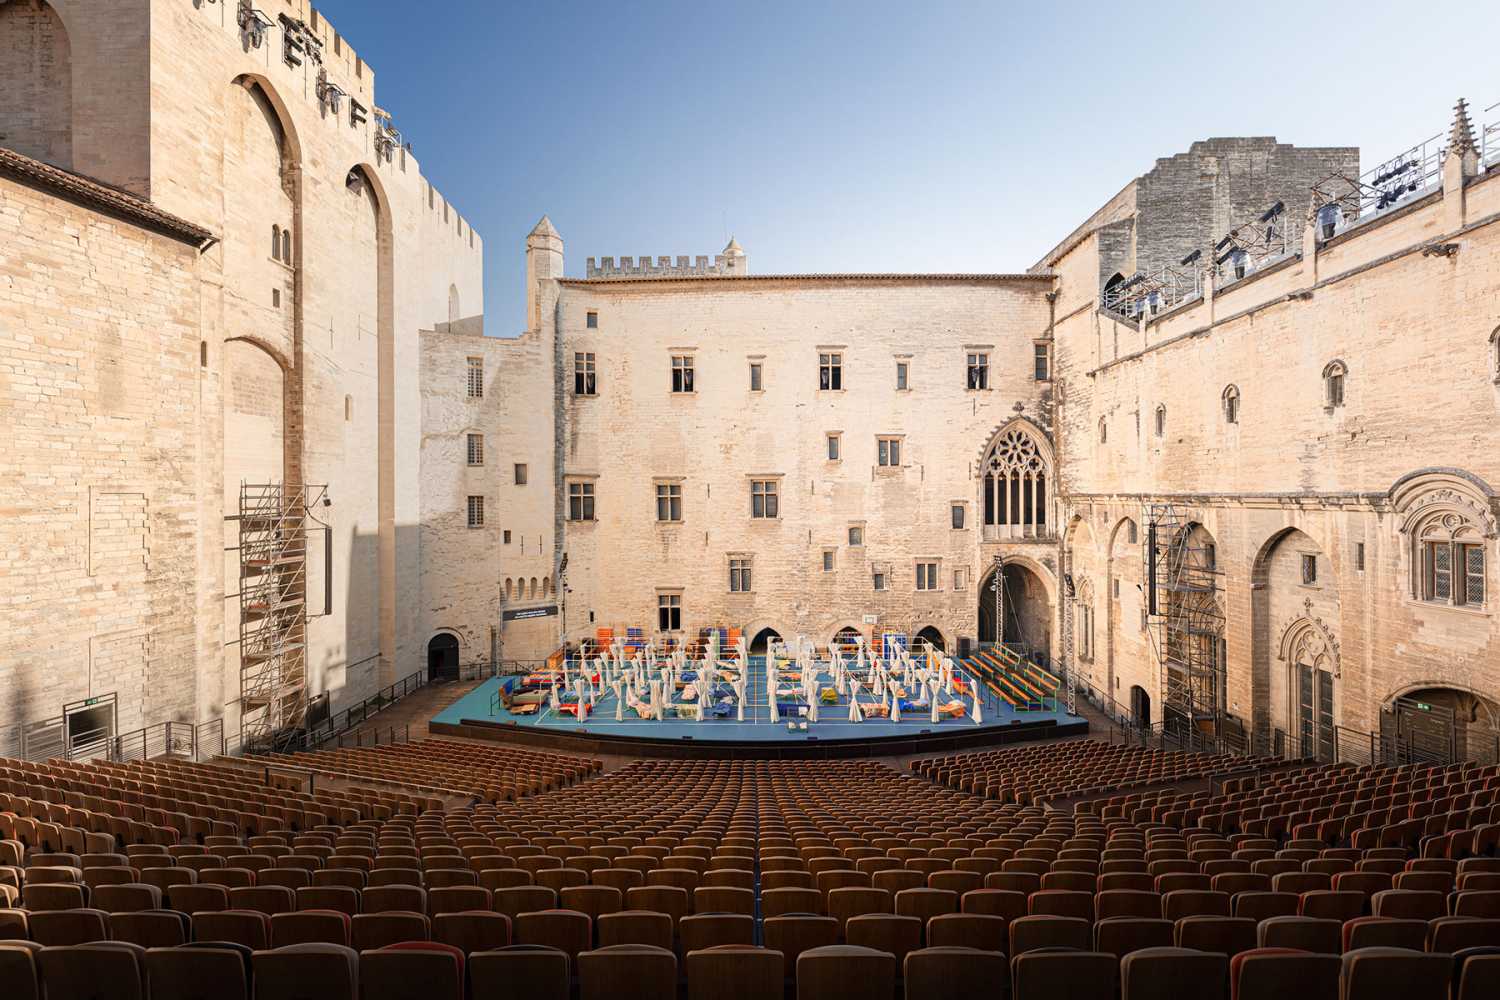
[977,418,1055,538]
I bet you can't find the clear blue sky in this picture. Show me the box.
[311,0,1500,337]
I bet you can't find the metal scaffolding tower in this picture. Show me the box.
[238,482,325,753]
[1144,503,1225,734]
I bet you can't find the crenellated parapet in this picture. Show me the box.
[586,238,747,279]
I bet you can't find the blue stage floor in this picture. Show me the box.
[434,657,1077,745]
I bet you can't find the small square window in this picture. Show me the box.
[514,463,528,485]
[951,504,966,530]
[1355,542,1365,572]
[827,434,841,461]
[895,362,909,390]
[466,433,484,466]
[466,495,484,528]
[873,571,887,592]
[503,530,512,544]
[1301,553,1318,585]
[848,526,863,546]
[586,310,598,329]
[749,363,763,391]
[671,355,695,393]
[729,558,752,593]
[953,569,966,590]
[822,550,835,572]
[915,561,939,591]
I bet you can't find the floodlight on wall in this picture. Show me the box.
[316,70,346,116]
[1259,201,1285,223]
[1179,249,1202,267]
[237,1,274,49]
[349,99,368,129]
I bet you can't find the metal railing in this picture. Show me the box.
[1481,102,1500,170]
[2,716,225,764]
[295,668,428,752]
[1100,264,1203,318]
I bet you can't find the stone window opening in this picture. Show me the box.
[749,362,763,391]
[671,355,695,393]
[848,525,864,546]
[1490,326,1499,382]
[1098,418,1107,444]
[466,495,484,528]
[953,568,967,590]
[271,224,281,260]
[655,482,682,522]
[1301,553,1318,586]
[750,479,780,519]
[877,436,902,467]
[819,352,843,391]
[281,228,292,264]
[514,463,528,485]
[915,560,940,591]
[1033,343,1051,381]
[822,549,836,572]
[826,433,841,462]
[1356,542,1366,572]
[466,433,483,466]
[657,592,682,632]
[1323,360,1347,409]
[574,352,597,396]
[981,425,1051,538]
[1396,476,1493,610]
[568,481,595,521]
[586,310,598,329]
[466,357,483,398]
[1223,384,1240,424]
[966,352,989,390]
[1155,405,1166,437]
[729,557,752,593]
[896,361,909,390]
[873,569,888,591]
[951,504,966,530]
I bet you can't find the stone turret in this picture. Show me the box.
[526,215,563,330]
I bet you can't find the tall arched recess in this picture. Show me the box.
[347,164,397,689]
[976,418,1055,541]
[0,1,72,168]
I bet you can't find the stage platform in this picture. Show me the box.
[430,657,1089,759]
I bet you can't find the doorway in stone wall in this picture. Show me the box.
[427,633,459,682]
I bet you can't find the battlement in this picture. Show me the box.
[586,239,748,279]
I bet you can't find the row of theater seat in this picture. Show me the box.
[2,938,1497,1000]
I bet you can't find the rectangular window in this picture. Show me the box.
[514,463,528,485]
[503,530,512,544]
[573,352,597,396]
[895,362,909,390]
[1461,543,1485,606]
[749,363,763,391]
[729,558,752,593]
[586,310,598,329]
[1427,542,1452,601]
[873,571,887,592]
[1033,343,1051,381]
[848,526,863,546]
[915,561,938,591]
[1328,373,1344,408]
[1355,542,1365,572]
[1301,553,1317,585]
[951,504,966,530]
[465,433,484,467]
[953,569,967,591]
[1204,542,1216,570]
[877,437,901,467]
[466,357,483,398]
[657,593,681,631]
[822,550,835,572]
[466,495,484,528]
[966,353,989,390]
[655,482,682,522]
[819,352,843,391]
[750,480,779,519]
[827,434,841,461]
[568,482,595,522]
[671,355,695,393]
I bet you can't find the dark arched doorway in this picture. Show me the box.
[832,627,861,654]
[750,627,781,654]
[1130,685,1152,728]
[427,633,459,682]
[978,563,1052,662]
[914,626,946,653]
[1393,686,1500,762]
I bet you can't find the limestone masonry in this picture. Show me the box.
[2,1,1497,758]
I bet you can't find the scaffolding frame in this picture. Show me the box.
[1144,503,1225,734]
[238,482,326,753]
[1209,202,1298,281]
[1100,263,1202,318]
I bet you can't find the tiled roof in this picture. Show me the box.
[0,146,215,248]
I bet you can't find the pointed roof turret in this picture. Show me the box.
[723,236,744,256]
[1449,98,1477,155]
[529,215,560,240]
